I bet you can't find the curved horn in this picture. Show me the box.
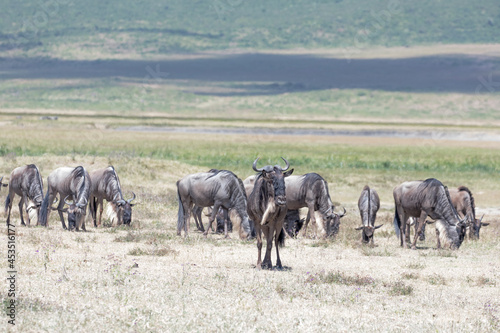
[374,224,384,229]
[479,214,484,223]
[64,195,73,206]
[338,207,347,218]
[127,192,136,203]
[252,157,264,172]
[52,197,59,204]
[280,157,290,171]
[76,196,88,208]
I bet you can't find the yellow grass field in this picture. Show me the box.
[1,126,499,332]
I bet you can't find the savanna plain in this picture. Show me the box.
[1,1,500,332]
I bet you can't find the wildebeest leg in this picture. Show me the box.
[223,208,230,238]
[411,211,427,250]
[57,196,68,230]
[255,223,263,269]
[307,203,319,238]
[435,228,441,249]
[412,212,428,249]
[300,209,312,238]
[204,203,220,237]
[19,195,26,226]
[89,196,96,227]
[98,199,104,227]
[261,224,273,269]
[192,206,205,232]
[397,209,407,248]
[274,227,283,270]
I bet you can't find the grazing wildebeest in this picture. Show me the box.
[285,173,346,238]
[89,166,136,227]
[356,185,383,244]
[449,186,488,239]
[247,157,293,270]
[393,178,467,249]
[413,186,489,241]
[39,166,91,231]
[177,169,252,238]
[283,209,304,238]
[4,165,44,226]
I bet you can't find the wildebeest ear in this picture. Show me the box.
[425,220,435,224]
[1,183,8,187]
[481,222,489,226]
[261,170,270,179]
[283,168,294,177]
[354,226,364,230]
[129,203,136,207]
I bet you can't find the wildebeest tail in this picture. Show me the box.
[176,182,184,234]
[39,190,50,226]
[4,194,11,215]
[393,205,401,239]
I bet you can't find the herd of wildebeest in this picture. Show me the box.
[1,158,491,269]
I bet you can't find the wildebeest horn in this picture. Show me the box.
[338,207,347,217]
[64,195,73,206]
[479,214,484,223]
[280,157,290,171]
[252,157,264,172]
[374,224,383,229]
[76,197,88,208]
[127,192,136,203]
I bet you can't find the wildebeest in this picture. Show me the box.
[247,157,293,269]
[449,186,488,239]
[39,166,91,231]
[413,186,489,241]
[89,166,136,227]
[356,185,383,244]
[393,178,467,249]
[285,173,346,238]
[177,169,252,238]
[4,165,44,226]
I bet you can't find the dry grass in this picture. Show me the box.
[0,130,499,331]
[1,183,498,332]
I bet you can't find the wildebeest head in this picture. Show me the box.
[0,176,8,188]
[355,222,383,243]
[117,192,136,225]
[252,157,293,206]
[63,196,87,230]
[326,207,347,237]
[469,214,488,239]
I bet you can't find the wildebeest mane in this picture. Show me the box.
[26,164,44,203]
[299,173,332,212]
[457,185,475,218]
[71,166,90,204]
[105,166,124,202]
[417,178,460,223]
